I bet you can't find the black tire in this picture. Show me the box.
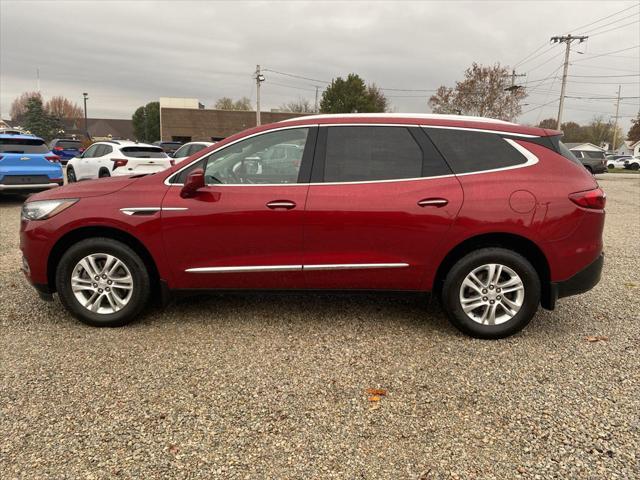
[607,164,614,170]
[99,169,111,178]
[441,248,541,339]
[55,238,151,327]
[630,162,639,171]
[66,166,77,183]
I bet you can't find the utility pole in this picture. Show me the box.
[82,92,89,140]
[611,84,621,153]
[37,68,40,93]
[255,65,265,126]
[551,34,588,129]
[510,69,526,87]
[314,86,320,113]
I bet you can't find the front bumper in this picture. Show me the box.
[546,253,604,309]
[0,182,62,192]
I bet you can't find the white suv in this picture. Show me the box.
[66,141,172,182]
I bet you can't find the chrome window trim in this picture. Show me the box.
[185,263,410,273]
[165,123,541,187]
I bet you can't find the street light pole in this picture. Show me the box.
[82,92,89,140]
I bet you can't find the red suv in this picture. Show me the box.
[20,114,605,339]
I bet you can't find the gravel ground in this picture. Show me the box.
[1,176,638,479]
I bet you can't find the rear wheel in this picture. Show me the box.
[629,162,639,171]
[441,248,541,339]
[66,166,77,183]
[99,169,111,178]
[608,164,615,170]
[55,238,150,327]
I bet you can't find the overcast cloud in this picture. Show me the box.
[1,0,638,131]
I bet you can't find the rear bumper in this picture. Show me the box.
[545,253,604,309]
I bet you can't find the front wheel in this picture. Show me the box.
[441,248,541,339]
[55,238,151,327]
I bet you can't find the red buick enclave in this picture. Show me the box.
[20,114,605,338]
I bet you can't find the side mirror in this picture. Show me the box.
[180,168,205,198]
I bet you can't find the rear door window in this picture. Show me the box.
[424,128,528,174]
[121,147,167,158]
[323,126,436,182]
[0,138,49,154]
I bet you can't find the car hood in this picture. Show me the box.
[28,175,140,201]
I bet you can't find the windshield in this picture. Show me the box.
[0,138,49,153]
[121,147,168,158]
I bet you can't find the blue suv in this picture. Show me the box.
[49,138,84,165]
[0,134,64,194]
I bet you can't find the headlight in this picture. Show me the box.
[21,199,79,221]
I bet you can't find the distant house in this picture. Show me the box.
[565,142,607,160]
[616,140,640,157]
[58,118,135,141]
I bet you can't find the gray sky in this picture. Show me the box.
[1,0,638,132]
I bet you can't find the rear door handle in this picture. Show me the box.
[266,200,296,210]
[417,198,448,208]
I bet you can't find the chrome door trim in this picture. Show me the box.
[185,263,410,273]
[303,263,409,271]
[417,199,449,207]
[185,265,303,273]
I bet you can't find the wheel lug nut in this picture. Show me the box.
[98,288,103,293]
[496,288,501,292]
[107,280,112,285]
[106,287,110,292]
[94,276,99,281]
[102,274,107,279]
[497,295,501,300]
[490,300,495,304]
[482,296,488,301]
[489,285,494,290]
[93,283,98,288]
[482,289,487,294]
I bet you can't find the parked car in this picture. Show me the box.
[20,113,605,339]
[49,138,84,165]
[570,150,607,174]
[65,141,172,182]
[172,141,214,163]
[153,141,183,156]
[0,134,63,193]
[606,155,632,169]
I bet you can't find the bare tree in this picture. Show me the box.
[10,91,42,120]
[45,96,83,119]
[429,63,527,121]
[279,97,313,113]
[214,97,252,111]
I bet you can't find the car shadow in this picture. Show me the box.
[141,291,459,336]
[0,193,30,207]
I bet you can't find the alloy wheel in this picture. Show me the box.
[71,253,134,314]
[459,263,525,325]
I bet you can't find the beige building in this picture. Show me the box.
[159,97,307,142]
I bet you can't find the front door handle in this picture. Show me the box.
[417,198,448,208]
[266,200,296,210]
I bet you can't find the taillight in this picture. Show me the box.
[79,148,85,153]
[111,158,128,169]
[170,159,175,166]
[45,155,60,163]
[569,188,606,210]
[53,146,64,151]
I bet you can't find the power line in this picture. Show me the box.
[262,69,330,85]
[568,74,640,78]
[572,44,640,62]
[590,19,640,38]
[568,3,639,33]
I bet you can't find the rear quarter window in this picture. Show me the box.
[56,140,81,149]
[424,128,528,174]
